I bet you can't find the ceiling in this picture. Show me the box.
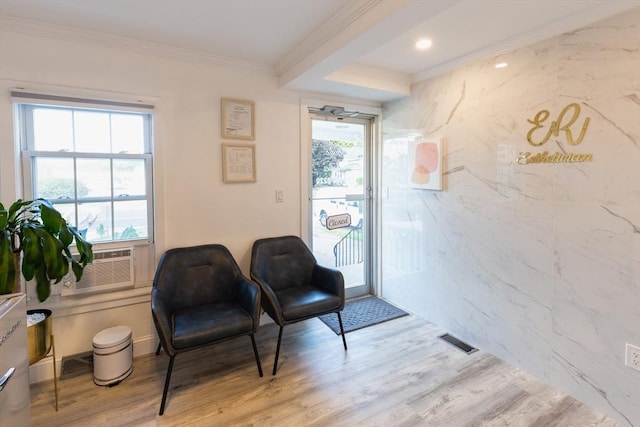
[0,0,637,102]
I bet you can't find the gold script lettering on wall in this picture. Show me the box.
[518,102,594,165]
[526,102,590,146]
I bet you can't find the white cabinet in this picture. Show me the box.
[0,294,31,427]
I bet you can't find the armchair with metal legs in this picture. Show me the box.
[151,244,263,415]
[250,235,347,375]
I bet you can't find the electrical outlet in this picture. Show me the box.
[625,343,640,371]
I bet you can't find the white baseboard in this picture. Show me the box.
[29,334,158,384]
[132,334,158,357]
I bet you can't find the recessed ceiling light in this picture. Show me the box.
[416,39,432,50]
[494,62,508,69]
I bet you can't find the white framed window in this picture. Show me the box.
[13,92,154,245]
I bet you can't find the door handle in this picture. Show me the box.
[0,367,15,393]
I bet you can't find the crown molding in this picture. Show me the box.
[0,14,275,74]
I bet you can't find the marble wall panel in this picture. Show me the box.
[381,8,639,426]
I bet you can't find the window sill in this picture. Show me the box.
[26,285,151,318]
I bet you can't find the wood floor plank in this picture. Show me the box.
[30,315,623,426]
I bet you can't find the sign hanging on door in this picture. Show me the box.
[326,213,352,230]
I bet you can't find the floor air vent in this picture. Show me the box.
[60,351,93,379]
[438,333,478,355]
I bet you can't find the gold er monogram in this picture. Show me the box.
[526,102,590,146]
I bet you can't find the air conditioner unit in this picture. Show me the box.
[61,248,134,296]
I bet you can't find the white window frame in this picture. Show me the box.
[13,92,155,247]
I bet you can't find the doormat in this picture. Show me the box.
[60,351,93,380]
[319,296,408,335]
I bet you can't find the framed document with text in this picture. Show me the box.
[222,143,256,183]
[221,97,255,140]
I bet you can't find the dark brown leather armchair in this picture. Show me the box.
[151,244,263,415]
[250,235,347,375]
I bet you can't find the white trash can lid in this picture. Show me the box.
[93,325,132,349]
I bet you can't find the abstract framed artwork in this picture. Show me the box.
[409,139,443,190]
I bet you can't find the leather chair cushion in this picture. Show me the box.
[164,263,238,312]
[275,286,342,321]
[172,302,253,350]
[252,239,316,291]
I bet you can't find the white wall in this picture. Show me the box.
[0,19,319,381]
[381,9,639,426]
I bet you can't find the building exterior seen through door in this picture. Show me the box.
[309,114,372,298]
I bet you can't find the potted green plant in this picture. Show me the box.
[0,198,94,302]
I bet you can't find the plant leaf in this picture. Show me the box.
[8,199,24,218]
[8,199,30,224]
[59,221,73,246]
[0,231,17,295]
[0,208,7,230]
[35,267,50,302]
[71,258,83,282]
[39,230,64,280]
[55,253,69,282]
[22,261,35,282]
[40,203,63,234]
[21,226,41,265]
[70,227,94,265]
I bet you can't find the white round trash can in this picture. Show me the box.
[92,325,133,386]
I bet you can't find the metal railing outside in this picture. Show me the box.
[333,224,363,267]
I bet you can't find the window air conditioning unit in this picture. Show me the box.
[61,248,134,296]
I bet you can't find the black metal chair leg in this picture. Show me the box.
[159,356,175,416]
[250,334,263,377]
[155,342,162,355]
[273,326,284,375]
[337,312,347,350]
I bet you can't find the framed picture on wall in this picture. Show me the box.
[221,97,255,140]
[222,143,256,183]
[408,139,443,190]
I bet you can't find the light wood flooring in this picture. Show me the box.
[30,314,623,426]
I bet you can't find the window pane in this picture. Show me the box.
[33,108,73,151]
[114,200,148,240]
[79,202,112,242]
[113,159,146,197]
[34,158,75,200]
[76,158,111,198]
[311,120,365,193]
[111,114,145,154]
[74,111,110,153]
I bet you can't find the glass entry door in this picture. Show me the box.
[309,115,371,298]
